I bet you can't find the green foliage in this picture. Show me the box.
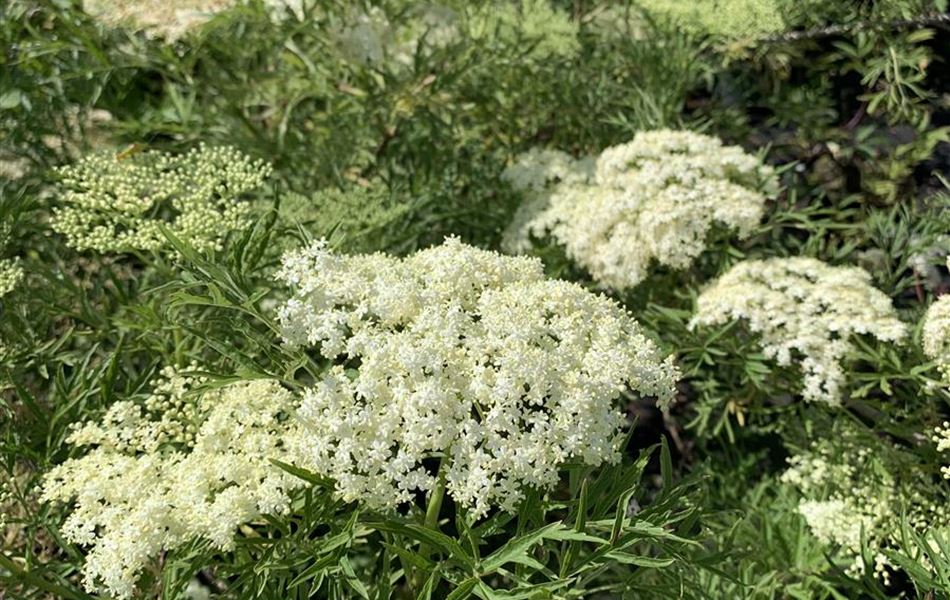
[3,0,950,598]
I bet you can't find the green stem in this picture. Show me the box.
[423,475,446,535]
[411,460,447,594]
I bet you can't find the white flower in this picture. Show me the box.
[503,130,777,290]
[922,261,950,382]
[277,237,679,519]
[691,257,906,405]
[41,377,302,599]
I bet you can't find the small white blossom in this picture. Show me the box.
[41,377,303,599]
[503,130,777,290]
[691,257,907,405]
[52,145,271,255]
[0,257,23,297]
[277,237,679,519]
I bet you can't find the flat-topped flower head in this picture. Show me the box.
[691,257,907,405]
[41,375,302,599]
[52,145,271,255]
[503,129,777,290]
[922,260,950,382]
[277,237,679,518]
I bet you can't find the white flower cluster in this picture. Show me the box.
[81,0,235,40]
[52,145,271,255]
[922,260,950,381]
[781,431,949,584]
[503,130,777,290]
[277,237,678,518]
[41,375,303,599]
[691,257,907,405]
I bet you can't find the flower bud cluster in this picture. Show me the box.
[0,222,23,297]
[274,183,410,251]
[277,237,679,518]
[503,130,777,290]
[933,422,950,479]
[0,258,23,298]
[68,364,207,452]
[41,377,303,599]
[639,0,786,40]
[782,430,950,584]
[691,257,906,405]
[52,144,270,255]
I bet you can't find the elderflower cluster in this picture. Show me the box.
[52,145,271,255]
[922,261,950,381]
[503,130,777,290]
[41,376,303,599]
[277,237,678,519]
[782,430,950,584]
[81,0,236,40]
[691,257,907,405]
